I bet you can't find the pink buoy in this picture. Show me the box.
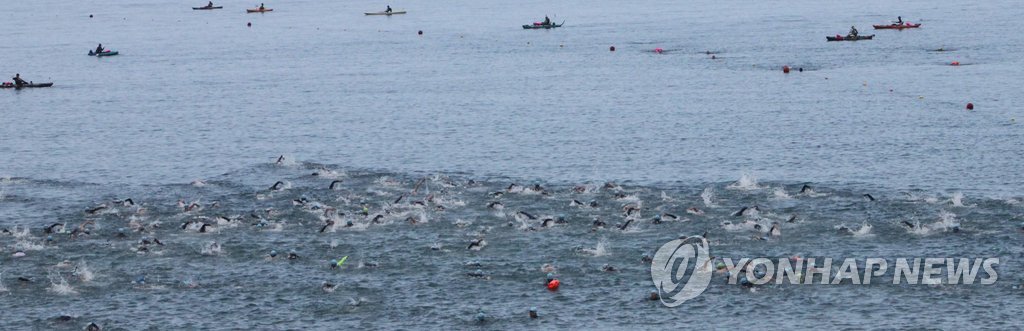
[654,48,663,54]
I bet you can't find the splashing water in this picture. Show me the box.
[47,273,77,295]
[936,211,961,230]
[701,187,717,207]
[74,260,95,283]
[727,173,763,190]
[852,223,874,237]
[201,242,224,256]
[950,192,974,207]
[772,187,792,200]
[581,238,610,256]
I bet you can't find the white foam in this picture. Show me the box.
[727,173,764,191]
[772,187,792,200]
[701,187,717,207]
[48,273,77,295]
[581,238,610,256]
[74,260,95,283]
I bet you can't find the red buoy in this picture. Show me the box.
[966,103,974,110]
[547,279,560,291]
[609,46,615,52]
[951,61,960,66]
[782,65,791,73]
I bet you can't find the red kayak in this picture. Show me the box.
[873,23,921,29]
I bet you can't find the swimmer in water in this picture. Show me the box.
[529,307,538,319]
[329,180,343,190]
[270,181,286,191]
[863,194,876,201]
[731,207,748,217]
[467,238,486,250]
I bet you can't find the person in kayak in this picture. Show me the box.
[543,16,551,25]
[12,73,27,87]
[385,5,392,13]
[95,44,104,54]
[207,1,213,7]
[848,26,858,37]
[896,16,903,25]
[259,3,265,10]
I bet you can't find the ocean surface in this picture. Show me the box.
[2,0,1023,329]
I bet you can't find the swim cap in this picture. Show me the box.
[270,250,278,257]
[330,259,338,266]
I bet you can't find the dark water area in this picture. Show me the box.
[2,0,1024,329]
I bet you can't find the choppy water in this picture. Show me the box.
[2,0,1024,329]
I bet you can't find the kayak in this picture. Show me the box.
[873,23,921,29]
[193,6,223,10]
[523,21,563,29]
[826,35,874,41]
[88,50,119,56]
[364,11,406,15]
[1,82,54,89]
[247,8,272,13]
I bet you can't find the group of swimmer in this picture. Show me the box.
[5,154,988,328]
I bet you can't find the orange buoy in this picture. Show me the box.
[609,46,615,51]
[782,65,791,73]
[547,279,560,291]
[966,103,974,110]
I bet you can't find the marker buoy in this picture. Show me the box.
[418,30,423,35]
[247,22,252,27]
[547,279,560,291]
[609,46,615,51]
[951,61,960,66]
[711,55,716,59]
[798,68,803,72]
[89,14,93,18]
[782,65,790,73]
[966,103,974,110]
[654,48,663,54]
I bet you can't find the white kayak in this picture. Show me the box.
[365,10,406,15]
